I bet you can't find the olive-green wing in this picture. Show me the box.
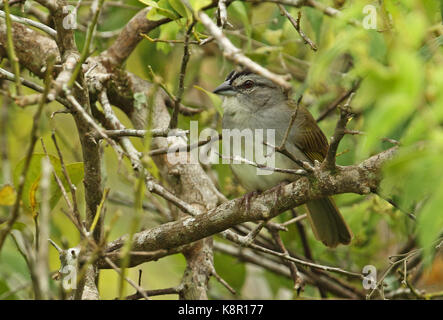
[287,100,329,163]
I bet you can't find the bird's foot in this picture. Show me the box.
[241,190,261,213]
[267,181,289,216]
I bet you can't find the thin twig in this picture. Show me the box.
[0,10,57,38]
[67,0,105,88]
[0,67,70,107]
[317,81,361,122]
[270,229,302,291]
[94,128,188,139]
[40,139,86,235]
[217,152,307,176]
[220,230,362,279]
[51,131,82,225]
[103,257,149,300]
[212,270,236,295]
[281,213,307,226]
[278,6,317,51]
[169,20,196,129]
[322,93,355,171]
[149,133,221,157]
[124,286,181,300]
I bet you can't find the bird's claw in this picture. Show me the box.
[241,190,260,213]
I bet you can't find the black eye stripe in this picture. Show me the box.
[234,82,274,89]
[225,70,236,82]
[228,70,252,84]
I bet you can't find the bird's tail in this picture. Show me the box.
[306,197,352,248]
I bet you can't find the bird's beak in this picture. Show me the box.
[213,82,236,96]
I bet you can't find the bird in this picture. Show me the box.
[213,69,352,248]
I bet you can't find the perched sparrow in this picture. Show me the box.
[213,70,352,248]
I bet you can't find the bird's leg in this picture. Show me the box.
[268,181,289,216]
[240,190,261,214]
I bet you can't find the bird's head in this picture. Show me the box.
[213,70,288,111]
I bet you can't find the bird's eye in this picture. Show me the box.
[242,80,254,89]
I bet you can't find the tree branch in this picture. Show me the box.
[105,146,397,255]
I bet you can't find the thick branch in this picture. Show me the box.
[105,147,397,254]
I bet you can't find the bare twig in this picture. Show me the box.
[233,220,267,247]
[221,229,362,279]
[0,68,70,107]
[67,0,105,88]
[103,257,149,300]
[124,286,181,300]
[317,81,361,122]
[270,229,302,291]
[214,241,362,299]
[51,131,82,225]
[322,93,355,171]
[149,133,221,157]
[212,270,236,295]
[278,6,317,51]
[169,20,196,129]
[94,128,188,139]
[282,213,307,226]
[217,152,307,176]
[40,139,86,235]
[0,10,57,38]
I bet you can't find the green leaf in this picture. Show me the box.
[188,0,211,11]
[168,0,191,19]
[142,0,180,20]
[13,154,84,212]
